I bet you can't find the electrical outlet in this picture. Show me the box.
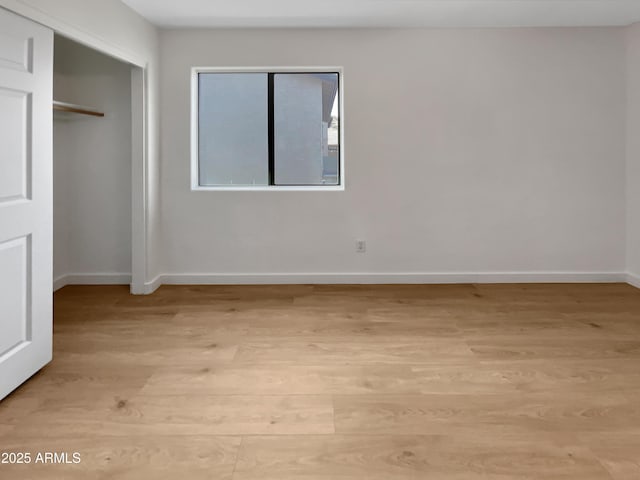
[356,240,366,253]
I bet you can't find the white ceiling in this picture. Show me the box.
[120,0,640,28]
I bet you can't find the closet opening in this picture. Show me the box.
[53,34,139,292]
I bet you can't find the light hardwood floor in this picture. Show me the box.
[1,283,640,479]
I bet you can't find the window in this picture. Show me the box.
[191,68,343,190]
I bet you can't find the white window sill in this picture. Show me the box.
[191,185,345,192]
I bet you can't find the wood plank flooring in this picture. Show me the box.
[1,283,640,479]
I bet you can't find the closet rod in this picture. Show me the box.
[53,101,104,117]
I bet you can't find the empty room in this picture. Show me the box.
[2,0,640,478]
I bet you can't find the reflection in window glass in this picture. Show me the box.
[274,73,339,185]
[198,73,268,186]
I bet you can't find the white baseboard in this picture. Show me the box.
[129,275,162,295]
[53,276,67,292]
[133,274,162,295]
[158,271,626,286]
[53,271,634,294]
[627,273,640,289]
[53,273,132,292]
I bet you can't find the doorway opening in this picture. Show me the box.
[52,34,143,293]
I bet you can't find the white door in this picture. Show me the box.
[0,8,53,400]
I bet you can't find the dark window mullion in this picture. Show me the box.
[267,73,275,185]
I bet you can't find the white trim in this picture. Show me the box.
[190,66,345,191]
[627,272,640,289]
[193,185,345,192]
[53,274,132,292]
[133,274,162,295]
[194,66,344,73]
[130,65,147,294]
[53,271,633,292]
[53,276,66,292]
[157,272,626,286]
[190,67,199,190]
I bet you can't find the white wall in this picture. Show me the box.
[53,36,132,284]
[0,0,161,291]
[627,23,640,285]
[159,28,626,281]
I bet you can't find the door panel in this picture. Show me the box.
[0,7,53,401]
[0,236,30,357]
[0,88,30,202]
[0,30,32,73]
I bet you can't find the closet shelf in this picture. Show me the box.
[53,100,104,117]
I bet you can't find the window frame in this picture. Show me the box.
[190,66,345,192]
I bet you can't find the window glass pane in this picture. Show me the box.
[198,73,268,186]
[274,73,339,185]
